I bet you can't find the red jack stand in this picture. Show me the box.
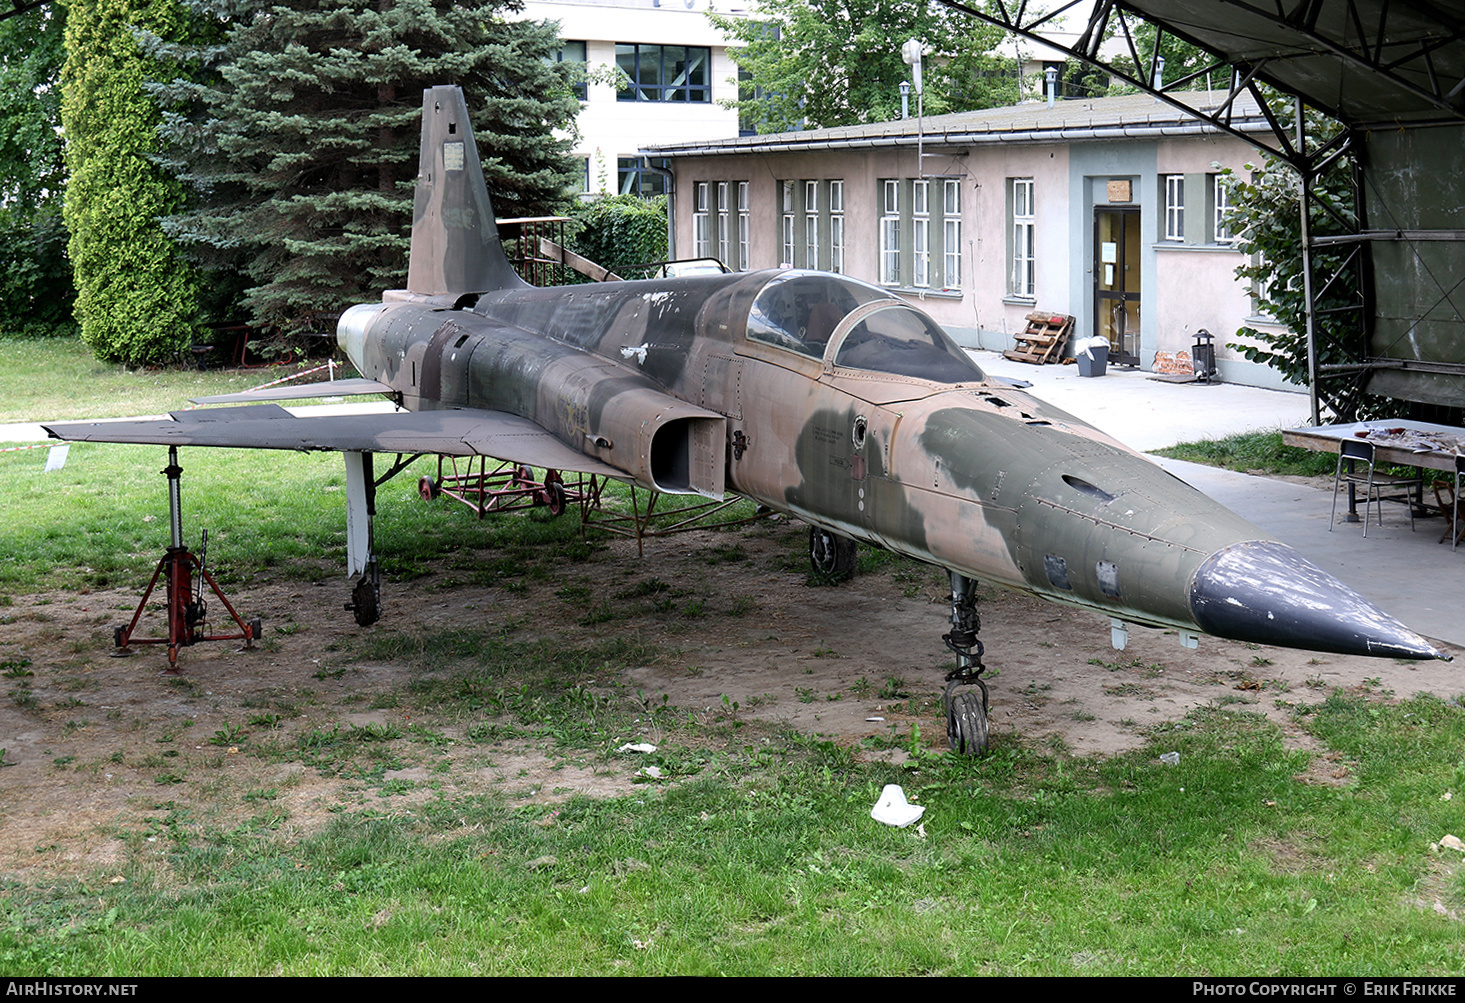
[113,446,261,674]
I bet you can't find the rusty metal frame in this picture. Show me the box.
[579,482,774,557]
[423,456,594,519]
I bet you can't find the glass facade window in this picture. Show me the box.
[617,157,668,197]
[615,44,711,102]
[553,41,588,101]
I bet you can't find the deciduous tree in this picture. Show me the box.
[0,6,73,336]
[711,0,1017,134]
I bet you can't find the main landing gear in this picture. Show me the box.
[805,527,991,756]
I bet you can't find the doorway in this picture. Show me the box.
[1094,207,1142,366]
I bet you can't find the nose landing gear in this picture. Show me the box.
[942,572,989,755]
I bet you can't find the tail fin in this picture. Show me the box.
[406,85,526,297]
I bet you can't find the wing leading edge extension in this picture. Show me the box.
[42,406,622,478]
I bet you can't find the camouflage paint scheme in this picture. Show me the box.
[48,86,1450,667]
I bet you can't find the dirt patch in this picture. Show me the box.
[1,514,1458,880]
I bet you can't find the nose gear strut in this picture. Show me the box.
[942,571,989,755]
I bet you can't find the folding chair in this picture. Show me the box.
[1449,454,1465,550]
[1329,438,1422,537]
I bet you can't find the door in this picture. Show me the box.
[1094,208,1142,367]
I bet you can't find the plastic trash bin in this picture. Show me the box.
[1075,337,1109,377]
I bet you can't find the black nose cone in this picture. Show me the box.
[1190,540,1451,661]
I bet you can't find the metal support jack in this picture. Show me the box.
[112,446,261,673]
[942,571,989,755]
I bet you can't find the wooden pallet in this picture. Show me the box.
[1003,312,1074,365]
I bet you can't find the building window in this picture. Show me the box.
[774,180,844,271]
[1213,175,1234,243]
[615,44,711,102]
[880,180,902,286]
[943,179,962,289]
[737,182,750,271]
[1164,174,1185,241]
[553,41,588,101]
[1010,178,1035,299]
[780,181,795,268]
[693,183,711,259]
[829,180,844,274]
[716,182,731,267]
[911,180,931,287]
[618,157,668,197]
[881,178,964,289]
[1251,252,1276,320]
[804,181,819,271]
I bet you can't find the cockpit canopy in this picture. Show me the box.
[745,272,985,384]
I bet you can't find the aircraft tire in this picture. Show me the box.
[947,688,988,756]
[349,577,380,627]
[809,527,857,582]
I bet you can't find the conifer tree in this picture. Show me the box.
[62,0,202,365]
[153,0,581,333]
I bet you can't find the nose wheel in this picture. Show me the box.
[945,683,989,756]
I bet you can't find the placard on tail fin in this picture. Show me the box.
[405,85,526,298]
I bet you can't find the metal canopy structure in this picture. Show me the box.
[942,0,1465,421]
[0,0,46,21]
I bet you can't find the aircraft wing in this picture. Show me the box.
[42,404,622,477]
[190,378,397,404]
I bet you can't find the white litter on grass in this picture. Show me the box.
[865,716,885,722]
[1160,751,1180,765]
[640,766,663,779]
[1435,834,1465,853]
[870,784,925,828]
[618,742,657,753]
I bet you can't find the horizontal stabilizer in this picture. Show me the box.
[43,408,622,478]
[191,379,396,405]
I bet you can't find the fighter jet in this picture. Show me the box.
[46,85,1450,753]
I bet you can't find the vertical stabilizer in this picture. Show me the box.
[406,85,526,296]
